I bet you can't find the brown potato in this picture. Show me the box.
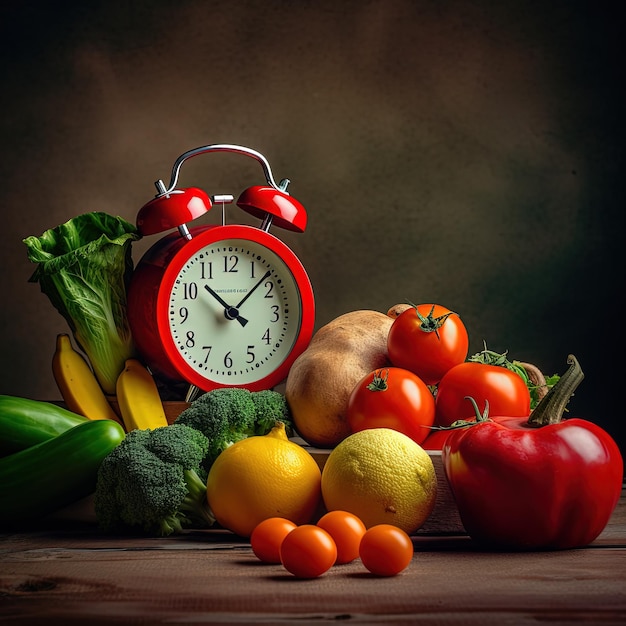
[387,303,412,318]
[285,310,393,448]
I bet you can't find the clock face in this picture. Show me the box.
[156,226,314,391]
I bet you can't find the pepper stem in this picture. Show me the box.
[527,354,584,427]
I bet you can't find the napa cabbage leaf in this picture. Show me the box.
[24,212,141,394]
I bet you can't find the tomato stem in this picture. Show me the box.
[430,396,489,431]
[366,369,389,392]
[468,342,529,384]
[527,354,583,427]
[413,304,456,340]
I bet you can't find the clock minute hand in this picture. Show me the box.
[203,285,248,327]
[235,270,272,310]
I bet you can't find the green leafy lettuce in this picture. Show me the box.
[24,212,141,394]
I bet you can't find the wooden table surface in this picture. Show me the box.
[1,484,624,625]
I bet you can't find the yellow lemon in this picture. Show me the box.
[206,422,322,537]
[321,427,437,534]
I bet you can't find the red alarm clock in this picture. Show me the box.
[127,144,315,393]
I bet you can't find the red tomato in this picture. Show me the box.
[250,517,297,564]
[347,367,435,445]
[435,362,531,427]
[279,525,337,578]
[317,510,367,564]
[387,304,469,385]
[359,524,414,576]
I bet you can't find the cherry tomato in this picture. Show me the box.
[359,524,414,576]
[387,304,469,385]
[250,517,297,564]
[279,524,337,578]
[347,367,435,445]
[435,361,531,427]
[317,510,367,564]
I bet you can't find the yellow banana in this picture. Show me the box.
[116,359,168,431]
[52,333,122,424]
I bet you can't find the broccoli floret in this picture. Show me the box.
[250,389,293,435]
[94,424,215,536]
[174,387,293,471]
[175,388,256,468]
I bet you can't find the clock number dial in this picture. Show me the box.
[167,238,303,387]
[183,283,198,300]
[224,255,238,273]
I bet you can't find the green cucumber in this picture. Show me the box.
[0,418,125,527]
[0,394,87,456]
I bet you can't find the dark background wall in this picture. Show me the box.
[1,0,624,454]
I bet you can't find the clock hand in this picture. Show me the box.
[203,285,248,327]
[235,270,272,310]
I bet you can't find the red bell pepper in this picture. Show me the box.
[442,354,623,550]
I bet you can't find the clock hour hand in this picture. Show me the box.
[203,285,248,327]
[235,270,272,310]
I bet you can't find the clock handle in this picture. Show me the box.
[154,144,289,196]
